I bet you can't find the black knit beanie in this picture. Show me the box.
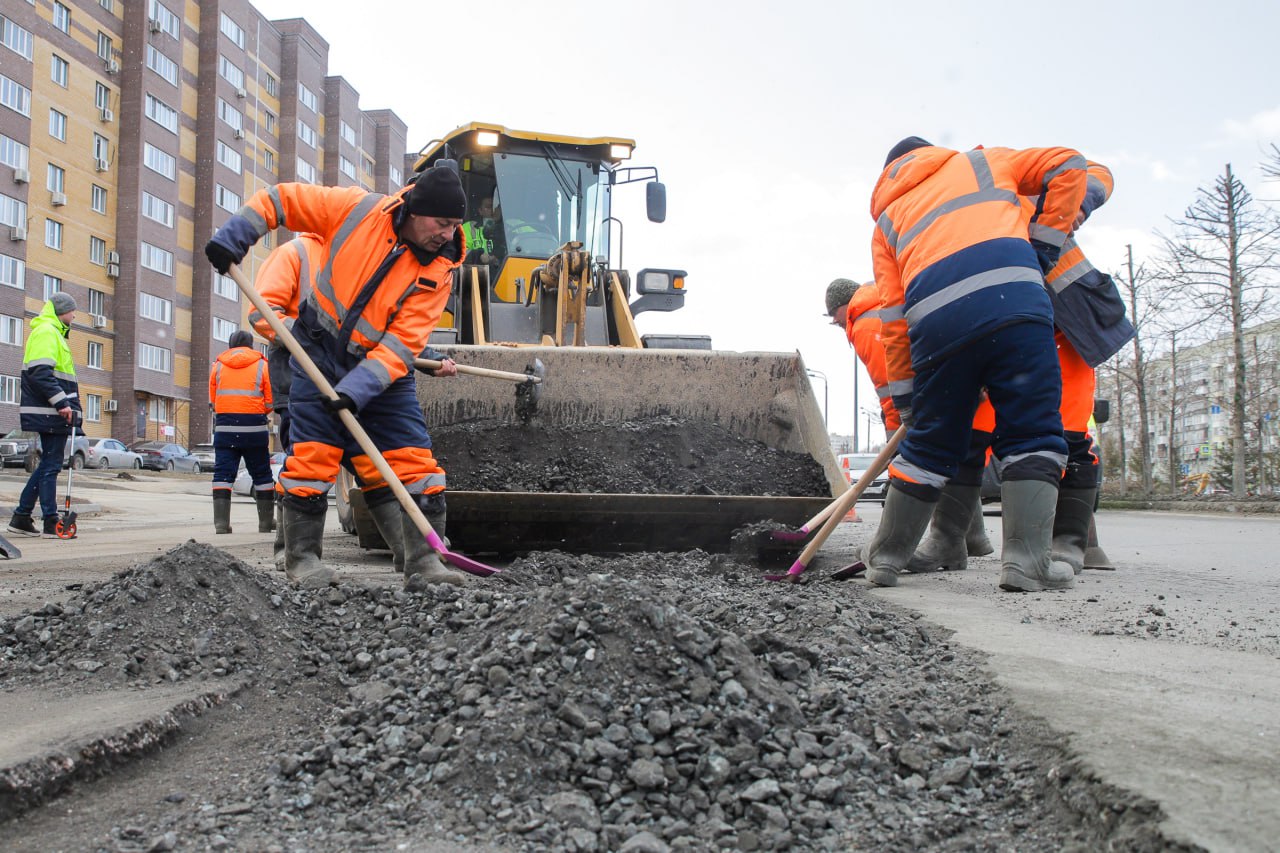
[228,330,254,349]
[884,136,933,168]
[406,162,467,219]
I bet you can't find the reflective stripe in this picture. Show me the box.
[880,305,905,323]
[54,370,77,381]
[905,266,1042,326]
[993,450,1067,475]
[240,206,269,237]
[20,405,63,416]
[380,333,415,370]
[888,153,916,179]
[966,150,995,189]
[365,358,392,390]
[1029,222,1068,247]
[890,457,949,488]
[897,187,1019,253]
[874,385,891,399]
[49,391,67,405]
[856,309,883,321]
[279,475,332,493]
[312,193,385,325]
[26,358,56,368]
[297,238,312,289]
[404,472,447,494]
[1048,258,1093,294]
[876,213,900,251]
[1041,154,1087,189]
[214,423,270,433]
[887,378,914,396]
[216,389,262,397]
[211,481,235,490]
[253,483,275,492]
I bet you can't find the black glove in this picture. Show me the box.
[1030,239,1061,276]
[204,239,239,275]
[322,393,357,414]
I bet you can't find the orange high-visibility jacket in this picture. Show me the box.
[844,282,902,432]
[870,145,1087,413]
[237,183,463,409]
[248,234,325,342]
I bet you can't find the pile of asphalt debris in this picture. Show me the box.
[0,542,1181,852]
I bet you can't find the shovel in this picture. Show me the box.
[0,532,20,559]
[768,499,843,544]
[228,264,498,578]
[763,425,906,583]
[414,356,545,420]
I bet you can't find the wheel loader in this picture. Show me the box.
[337,122,845,554]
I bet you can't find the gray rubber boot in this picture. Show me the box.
[213,492,232,534]
[255,490,277,533]
[272,495,286,571]
[1051,487,1096,576]
[1083,515,1115,571]
[283,501,337,589]
[966,500,994,557]
[998,480,1074,592]
[905,484,981,572]
[402,506,466,590]
[367,499,407,575]
[865,487,937,588]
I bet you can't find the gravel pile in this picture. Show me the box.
[0,543,1179,852]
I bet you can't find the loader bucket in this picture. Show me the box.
[343,346,846,555]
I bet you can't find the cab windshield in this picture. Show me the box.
[491,151,610,260]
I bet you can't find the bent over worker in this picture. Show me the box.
[209,330,274,534]
[204,163,468,590]
[868,137,1087,593]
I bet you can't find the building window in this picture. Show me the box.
[49,109,67,141]
[140,243,173,276]
[264,111,276,134]
[265,73,277,97]
[213,272,237,300]
[50,55,69,87]
[218,55,243,88]
[0,75,31,117]
[215,140,242,173]
[295,158,316,184]
[47,164,64,193]
[213,317,237,341]
[97,32,113,61]
[298,83,317,112]
[140,344,171,374]
[100,0,114,11]
[215,184,241,212]
[52,2,70,34]
[85,394,101,422]
[145,44,178,86]
[1,17,34,61]
[145,94,178,133]
[340,121,357,147]
[219,12,245,49]
[89,235,106,265]
[297,119,316,148]
[339,155,356,179]
[0,253,23,289]
[0,193,26,228]
[389,165,402,187]
[0,314,21,346]
[263,149,275,172]
[217,98,242,131]
[0,375,18,405]
[95,82,110,111]
[94,134,109,162]
[0,134,28,170]
[42,274,61,300]
[91,184,107,214]
[149,1,180,39]
[144,143,176,180]
[87,342,104,369]
[45,219,63,251]
[88,288,105,316]
[141,192,174,227]
[139,292,173,324]
[149,397,169,422]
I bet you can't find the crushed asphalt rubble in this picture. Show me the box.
[0,541,1186,852]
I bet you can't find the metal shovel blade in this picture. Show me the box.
[514,358,545,422]
[423,528,501,577]
[0,533,21,560]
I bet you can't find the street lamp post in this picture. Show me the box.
[807,369,829,430]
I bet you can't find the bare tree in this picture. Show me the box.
[1156,164,1280,496]
[1112,245,1170,494]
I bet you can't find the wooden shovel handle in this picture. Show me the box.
[414,358,542,384]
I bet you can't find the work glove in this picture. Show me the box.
[322,393,357,415]
[1030,239,1061,276]
[204,213,260,274]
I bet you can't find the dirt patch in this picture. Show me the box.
[433,416,829,497]
[0,542,1187,852]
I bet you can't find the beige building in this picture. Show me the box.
[0,0,408,448]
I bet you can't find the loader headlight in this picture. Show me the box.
[476,130,500,147]
[636,268,688,295]
[610,143,633,160]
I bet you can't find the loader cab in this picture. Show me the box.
[413,122,679,347]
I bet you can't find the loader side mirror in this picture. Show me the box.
[646,182,667,223]
[1093,398,1110,424]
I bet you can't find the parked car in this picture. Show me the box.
[0,429,34,468]
[233,452,286,496]
[86,437,143,470]
[191,443,217,469]
[11,430,91,471]
[131,441,202,472]
[837,452,890,503]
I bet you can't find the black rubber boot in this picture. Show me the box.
[367,499,407,575]
[403,504,465,590]
[283,500,336,589]
[1083,515,1115,570]
[905,484,981,572]
[865,486,936,588]
[998,480,1074,592]
[213,491,232,534]
[255,490,277,533]
[272,495,286,571]
[1051,487,1096,575]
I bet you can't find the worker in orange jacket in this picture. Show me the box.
[208,330,274,535]
[204,163,469,590]
[868,137,1087,593]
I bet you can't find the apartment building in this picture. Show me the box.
[0,0,408,449]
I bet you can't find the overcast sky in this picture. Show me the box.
[253,0,1280,443]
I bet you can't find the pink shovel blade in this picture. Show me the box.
[768,525,812,543]
[425,529,501,577]
[762,558,808,583]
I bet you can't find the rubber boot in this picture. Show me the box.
[272,495,286,572]
[1050,487,1096,576]
[402,505,466,590]
[966,501,994,557]
[367,500,407,575]
[1083,516,1115,571]
[905,484,981,573]
[213,491,232,534]
[283,501,337,589]
[255,490,277,533]
[865,487,937,588]
[998,480,1075,592]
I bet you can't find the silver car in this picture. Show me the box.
[233,451,286,496]
[86,437,143,469]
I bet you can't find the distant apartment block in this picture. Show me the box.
[0,0,408,447]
